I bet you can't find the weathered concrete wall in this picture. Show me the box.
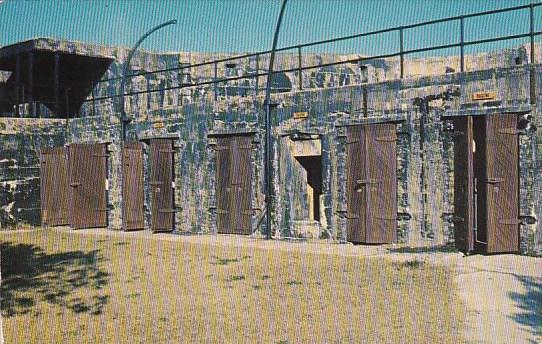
[62,64,542,256]
[1,38,541,255]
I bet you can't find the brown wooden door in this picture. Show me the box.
[69,143,108,229]
[150,139,175,232]
[122,142,145,231]
[346,125,367,242]
[40,147,69,226]
[481,114,519,253]
[452,116,475,252]
[346,123,397,243]
[216,135,252,234]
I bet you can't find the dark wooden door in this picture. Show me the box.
[69,143,108,229]
[122,142,145,231]
[40,147,69,226]
[346,125,367,242]
[452,116,475,252]
[216,135,252,234]
[150,139,175,232]
[346,123,397,243]
[481,114,519,253]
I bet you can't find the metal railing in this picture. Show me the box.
[20,3,542,110]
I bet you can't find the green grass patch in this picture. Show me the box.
[1,229,465,343]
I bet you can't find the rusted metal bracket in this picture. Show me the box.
[483,177,504,184]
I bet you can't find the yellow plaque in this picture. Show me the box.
[153,122,165,129]
[472,92,496,101]
[293,111,308,119]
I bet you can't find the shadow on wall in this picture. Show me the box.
[0,242,109,317]
[508,276,542,341]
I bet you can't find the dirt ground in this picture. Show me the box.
[68,228,542,343]
[5,227,542,343]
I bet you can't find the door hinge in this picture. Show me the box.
[375,136,397,142]
[375,216,397,221]
[484,177,504,184]
[451,216,465,223]
[498,128,520,135]
[356,179,378,185]
[499,218,521,225]
[451,131,465,137]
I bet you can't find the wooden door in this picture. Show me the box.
[346,125,367,242]
[40,147,69,226]
[346,123,397,243]
[452,116,475,253]
[150,139,175,232]
[69,143,108,229]
[216,135,253,234]
[481,114,519,253]
[122,142,145,231]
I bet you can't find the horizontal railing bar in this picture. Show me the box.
[83,29,542,103]
[94,3,541,84]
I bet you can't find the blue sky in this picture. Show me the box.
[0,0,540,56]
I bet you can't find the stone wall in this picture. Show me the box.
[1,38,541,255]
[57,63,542,255]
[0,118,66,228]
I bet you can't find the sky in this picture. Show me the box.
[0,0,540,57]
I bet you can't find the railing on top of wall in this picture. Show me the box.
[36,3,542,112]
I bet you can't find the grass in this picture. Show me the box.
[1,229,465,343]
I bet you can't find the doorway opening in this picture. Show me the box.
[295,155,323,222]
[452,114,519,254]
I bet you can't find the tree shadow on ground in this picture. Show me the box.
[1,241,110,317]
[508,276,542,340]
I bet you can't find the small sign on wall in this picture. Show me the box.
[293,111,309,119]
[472,91,496,101]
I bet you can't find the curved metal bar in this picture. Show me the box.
[264,0,288,239]
[120,19,177,141]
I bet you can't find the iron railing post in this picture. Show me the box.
[298,46,303,90]
[399,27,405,79]
[530,4,535,64]
[120,19,177,142]
[264,0,289,239]
[214,61,218,101]
[530,4,536,105]
[255,54,260,97]
[179,66,184,106]
[460,16,465,72]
